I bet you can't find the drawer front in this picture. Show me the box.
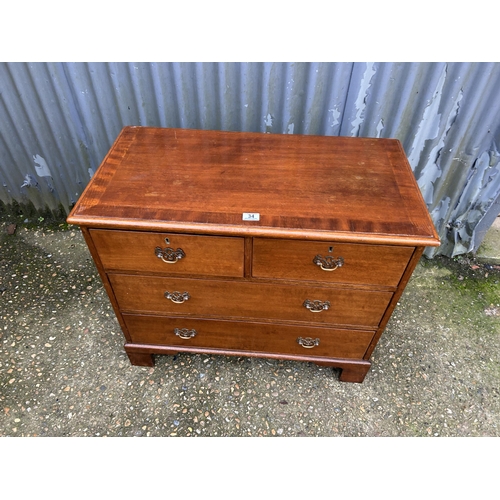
[123,314,376,360]
[90,229,244,277]
[110,275,392,328]
[252,238,414,286]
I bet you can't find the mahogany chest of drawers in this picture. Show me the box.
[67,127,440,382]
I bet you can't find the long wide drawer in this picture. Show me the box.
[110,275,393,328]
[90,229,244,277]
[252,238,414,286]
[123,314,376,360]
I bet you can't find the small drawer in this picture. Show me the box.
[252,238,414,286]
[122,314,376,360]
[90,229,244,277]
[110,275,393,328]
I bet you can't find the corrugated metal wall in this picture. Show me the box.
[1,62,499,257]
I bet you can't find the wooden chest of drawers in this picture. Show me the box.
[67,127,440,382]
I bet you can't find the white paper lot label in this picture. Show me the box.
[242,213,260,221]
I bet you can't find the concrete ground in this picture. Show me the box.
[1,221,499,439]
[476,216,500,264]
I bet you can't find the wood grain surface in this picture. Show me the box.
[68,127,440,247]
[90,229,244,277]
[109,274,393,328]
[252,238,414,286]
[122,314,376,360]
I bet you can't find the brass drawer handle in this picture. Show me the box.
[174,328,197,339]
[297,337,320,348]
[155,246,186,263]
[303,299,330,312]
[313,254,344,271]
[164,291,190,303]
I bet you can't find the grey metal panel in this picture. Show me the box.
[1,62,499,257]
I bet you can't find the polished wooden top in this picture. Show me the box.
[68,126,440,246]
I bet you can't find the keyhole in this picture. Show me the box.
[165,238,170,245]
[328,246,333,253]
